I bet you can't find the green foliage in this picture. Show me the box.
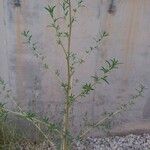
[61,1,69,18]
[0,0,145,150]
[100,58,121,74]
[81,83,94,95]
[0,122,21,149]
[77,0,84,8]
[68,94,75,105]
[0,103,7,121]
[24,112,36,121]
[45,5,56,18]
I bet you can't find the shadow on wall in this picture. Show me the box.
[143,98,150,120]
[13,0,21,7]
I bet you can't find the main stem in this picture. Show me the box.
[62,0,72,150]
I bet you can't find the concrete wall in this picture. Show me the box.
[0,0,150,135]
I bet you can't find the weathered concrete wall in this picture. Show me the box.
[0,0,150,135]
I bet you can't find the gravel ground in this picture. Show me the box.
[76,134,150,150]
[8,133,150,150]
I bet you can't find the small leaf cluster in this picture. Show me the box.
[77,0,84,8]
[100,58,120,74]
[45,4,68,40]
[85,31,108,54]
[81,83,94,96]
[0,77,14,100]
[24,111,36,120]
[0,102,7,120]
[0,78,6,91]
[43,117,60,132]
[61,0,69,18]
[132,84,145,99]
[68,94,75,106]
[45,5,56,19]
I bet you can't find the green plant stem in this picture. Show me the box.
[33,122,56,150]
[59,42,68,58]
[61,0,73,149]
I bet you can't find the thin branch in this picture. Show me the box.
[22,31,64,84]
[78,85,145,139]
[1,107,56,149]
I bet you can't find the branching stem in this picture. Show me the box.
[61,0,73,149]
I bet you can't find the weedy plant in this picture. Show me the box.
[0,0,145,150]
[0,113,24,149]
